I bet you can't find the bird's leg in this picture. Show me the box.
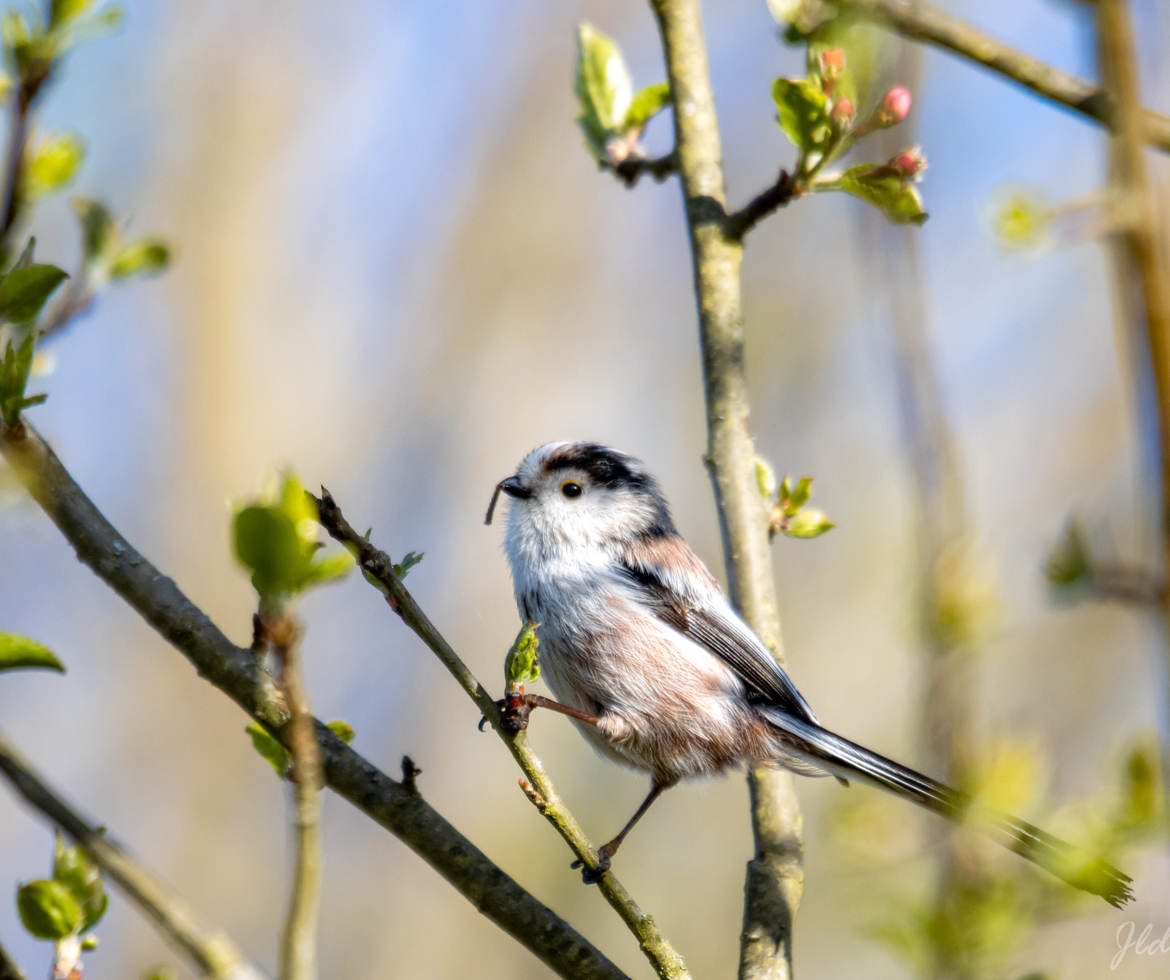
[493,692,600,734]
[574,779,676,884]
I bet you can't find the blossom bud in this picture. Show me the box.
[819,48,845,77]
[890,146,927,180]
[876,86,912,127]
[830,97,855,128]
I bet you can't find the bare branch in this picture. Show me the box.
[601,151,678,187]
[1096,0,1170,816]
[313,489,691,980]
[0,65,50,257]
[0,419,626,980]
[837,0,1170,154]
[263,617,322,980]
[646,2,802,977]
[0,938,30,980]
[724,169,797,241]
[0,730,267,980]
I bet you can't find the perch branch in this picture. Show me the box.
[647,2,803,978]
[312,489,691,980]
[0,418,626,980]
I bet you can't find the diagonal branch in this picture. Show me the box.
[0,938,29,980]
[0,730,267,980]
[0,418,626,980]
[312,489,691,980]
[647,2,803,978]
[836,0,1170,154]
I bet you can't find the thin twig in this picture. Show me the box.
[37,275,96,342]
[646,2,802,978]
[1096,0,1170,816]
[0,418,627,980]
[0,939,29,980]
[312,489,691,980]
[1084,565,1166,607]
[266,617,322,980]
[724,169,797,241]
[601,150,678,187]
[0,71,46,257]
[0,730,267,980]
[836,0,1170,154]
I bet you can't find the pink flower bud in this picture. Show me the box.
[876,86,912,127]
[890,146,927,180]
[820,48,845,73]
[831,97,855,127]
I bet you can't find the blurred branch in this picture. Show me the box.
[0,64,50,255]
[37,276,96,342]
[646,2,802,979]
[261,616,322,980]
[0,939,29,980]
[312,489,690,980]
[725,169,797,241]
[837,0,1170,154]
[1096,0,1170,811]
[0,418,627,980]
[0,730,267,980]
[601,150,678,187]
[1085,564,1166,607]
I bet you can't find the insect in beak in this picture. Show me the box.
[484,476,531,525]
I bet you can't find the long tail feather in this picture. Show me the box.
[764,710,1134,907]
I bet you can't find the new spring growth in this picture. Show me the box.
[830,97,855,129]
[876,86,912,128]
[818,47,844,90]
[505,620,541,694]
[891,146,927,181]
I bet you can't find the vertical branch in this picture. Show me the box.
[268,617,322,980]
[646,3,803,978]
[1096,0,1170,812]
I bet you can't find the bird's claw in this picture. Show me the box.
[570,852,611,885]
[497,694,532,734]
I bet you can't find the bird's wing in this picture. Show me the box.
[616,539,818,723]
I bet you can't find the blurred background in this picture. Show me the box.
[1,0,1169,976]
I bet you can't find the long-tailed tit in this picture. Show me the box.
[485,441,1132,906]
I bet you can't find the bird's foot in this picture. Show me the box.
[571,845,614,885]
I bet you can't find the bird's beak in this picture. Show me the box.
[484,475,531,525]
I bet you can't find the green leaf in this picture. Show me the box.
[393,551,423,579]
[505,621,541,688]
[0,333,45,426]
[326,720,355,746]
[71,198,118,265]
[301,549,354,588]
[0,264,68,323]
[622,81,670,133]
[53,835,106,930]
[24,134,85,200]
[778,475,793,507]
[574,22,633,157]
[782,508,835,538]
[17,879,83,940]
[232,505,308,600]
[0,632,64,673]
[50,0,95,27]
[836,163,928,225]
[245,722,289,778]
[81,933,98,950]
[1045,520,1089,587]
[109,239,170,280]
[754,457,777,499]
[772,77,830,153]
[784,476,813,516]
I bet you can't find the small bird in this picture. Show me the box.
[486,441,1132,906]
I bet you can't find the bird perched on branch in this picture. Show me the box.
[485,441,1132,906]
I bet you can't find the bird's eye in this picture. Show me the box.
[561,481,582,499]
